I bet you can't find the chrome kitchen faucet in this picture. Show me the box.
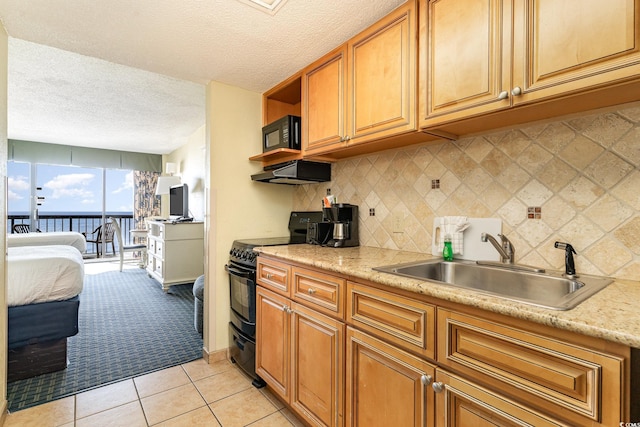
[481,233,514,264]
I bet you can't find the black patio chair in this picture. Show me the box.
[83,222,116,257]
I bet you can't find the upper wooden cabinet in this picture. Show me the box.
[303,46,348,155]
[420,0,640,135]
[420,0,511,125]
[304,1,439,159]
[512,0,640,104]
[346,1,417,145]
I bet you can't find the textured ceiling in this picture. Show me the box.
[0,0,406,154]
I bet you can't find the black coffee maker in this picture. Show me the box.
[320,203,359,248]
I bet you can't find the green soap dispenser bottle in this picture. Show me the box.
[443,234,453,261]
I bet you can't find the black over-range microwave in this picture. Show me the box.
[262,115,301,152]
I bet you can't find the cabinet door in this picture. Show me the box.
[512,0,640,105]
[346,327,435,427]
[303,45,348,156]
[347,0,417,145]
[421,0,512,126]
[290,302,345,427]
[433,370,564,427]
[255,286,291,401]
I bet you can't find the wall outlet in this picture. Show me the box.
[392,213,404,233]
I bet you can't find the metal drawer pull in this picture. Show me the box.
[307,288,316,295]
[432,382,444,393]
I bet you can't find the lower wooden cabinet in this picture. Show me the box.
[433,370,564,427]
[346,327,435,427]
[255,286,290,400]
[255,256,632,425]
[256,285,345,427]
[437,307,626,426]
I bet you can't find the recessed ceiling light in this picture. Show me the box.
[236,0,289,15]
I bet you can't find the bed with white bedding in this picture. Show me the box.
[7,231,87,253]
[8,245,84,306]
[7,245,84,381]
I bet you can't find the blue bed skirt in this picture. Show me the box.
[7,296,80,381]
[8,296,80,349]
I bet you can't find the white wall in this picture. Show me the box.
[205,81,294,351]
[166,125,206,220]
[0,22,9,416]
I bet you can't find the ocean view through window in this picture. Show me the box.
[8,161,135,254]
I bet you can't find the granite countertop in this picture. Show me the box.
[256,244,640,348]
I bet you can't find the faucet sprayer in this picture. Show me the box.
[554,241,577,278]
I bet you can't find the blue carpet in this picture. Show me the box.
[7,268,203,412]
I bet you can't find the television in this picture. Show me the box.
[169,183,190,220]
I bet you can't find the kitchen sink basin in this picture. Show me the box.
[373,259,612,310]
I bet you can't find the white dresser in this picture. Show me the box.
[146,220,204,292]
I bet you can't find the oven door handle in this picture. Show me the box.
[225,264,253,279]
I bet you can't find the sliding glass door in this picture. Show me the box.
[7,161,134,254]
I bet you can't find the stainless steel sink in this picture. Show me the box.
[373,259,612,310]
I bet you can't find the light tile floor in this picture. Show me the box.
[6,258,303,425]
[4,358,305,427]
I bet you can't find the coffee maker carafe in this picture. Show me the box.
[322,204,359,247]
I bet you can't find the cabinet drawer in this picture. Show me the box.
[155,241,163,257]
[257,257,291,296]
[292,267,345,319]
[154,259,163,276]
[347,281,435,360]
[437,308,625,426]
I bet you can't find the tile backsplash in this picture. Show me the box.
[293,103,640,281]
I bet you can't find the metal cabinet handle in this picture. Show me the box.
[498,90,509,100]
[282,305,293,314]
[432,382,444,393]
[511,86,522,96]
[307,288,316,295]
[421,374,432,386]
[266,273,273,279]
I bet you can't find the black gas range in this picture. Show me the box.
[226,212,322,387]
[228,237,292,269]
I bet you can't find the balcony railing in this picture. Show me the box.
[8,213,137,257]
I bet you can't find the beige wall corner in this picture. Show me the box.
[205,81,293,352]
[0,22,9,420]
[165,124,206,220]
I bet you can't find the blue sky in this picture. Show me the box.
[8,162,133,213]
